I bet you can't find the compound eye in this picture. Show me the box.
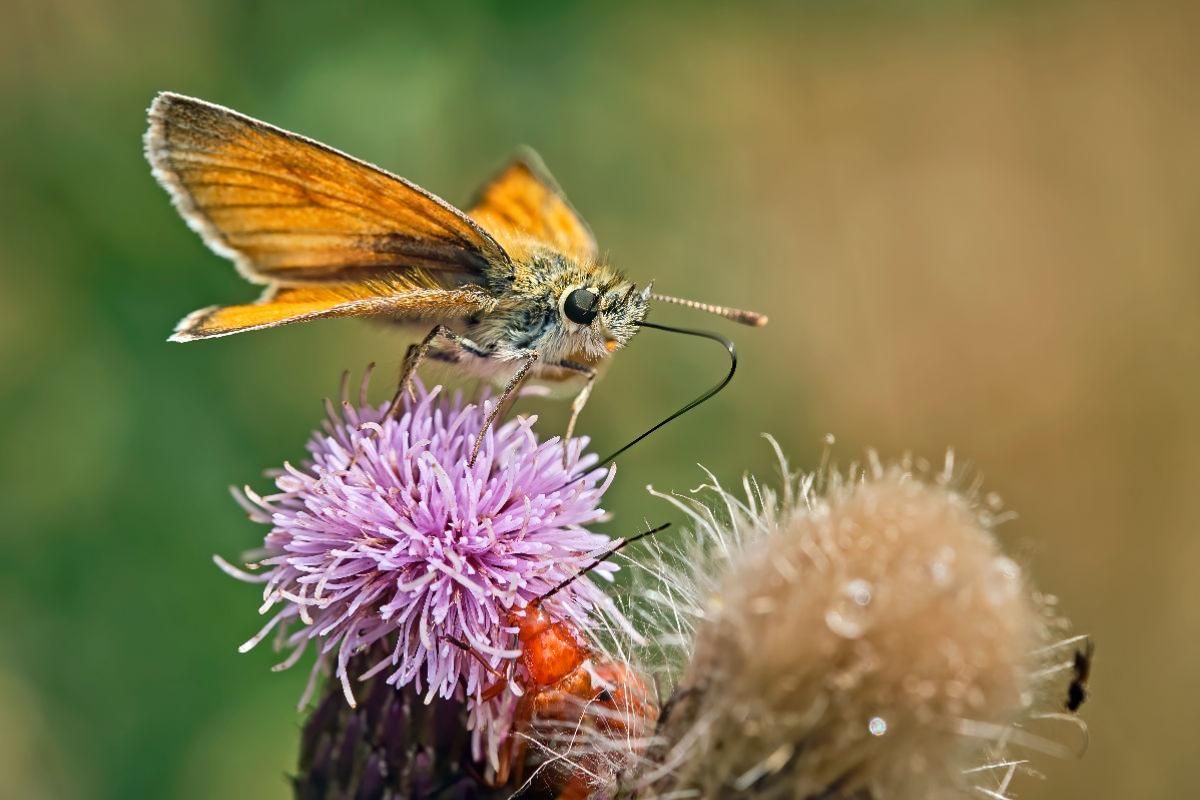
[563,288,600,325]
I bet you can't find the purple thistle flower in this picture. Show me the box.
[217,373,627,767]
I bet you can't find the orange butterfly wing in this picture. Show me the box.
[468,148,598,264]
[170,280,497,341]
[146,92,510,285]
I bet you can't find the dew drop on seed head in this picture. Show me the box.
[825,578,874,639]
[984,556,1021,605]
[928,546,956,587]
[868,716,888,736]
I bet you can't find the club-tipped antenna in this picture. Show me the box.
[650,293,768,327]
[537,522,671,603]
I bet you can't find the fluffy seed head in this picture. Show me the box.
[218,374,627,766]
[625,443,1075,800]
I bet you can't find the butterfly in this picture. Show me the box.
[145,92,766,466]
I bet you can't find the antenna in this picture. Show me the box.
[538,522,671,602]
[650,293,768,327]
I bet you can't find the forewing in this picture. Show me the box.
[145,92,510,285]
[170,282,497,341]
[468,148,598,264]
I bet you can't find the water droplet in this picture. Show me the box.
[868,716,888,736]
[849,578,873,604]
[984,556,1021,605]
[825,578,874,639]
[929,546,956,587]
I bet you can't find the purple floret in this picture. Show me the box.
[218,376,624,764]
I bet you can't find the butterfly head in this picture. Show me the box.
[553,279,650,360]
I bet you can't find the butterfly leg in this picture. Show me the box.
[558,360,598,468]
[467,352,539,468]
[387,324,489,418]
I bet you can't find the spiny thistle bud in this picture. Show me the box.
[623,442,1079,800]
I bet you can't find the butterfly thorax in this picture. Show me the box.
[470,245,648,367]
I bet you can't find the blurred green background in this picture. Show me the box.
[3,0,1196,797]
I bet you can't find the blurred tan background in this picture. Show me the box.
[1,0,1195,797]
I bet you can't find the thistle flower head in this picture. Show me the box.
[219,373,626,765]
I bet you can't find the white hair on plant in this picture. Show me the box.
[534,435,1090,800]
